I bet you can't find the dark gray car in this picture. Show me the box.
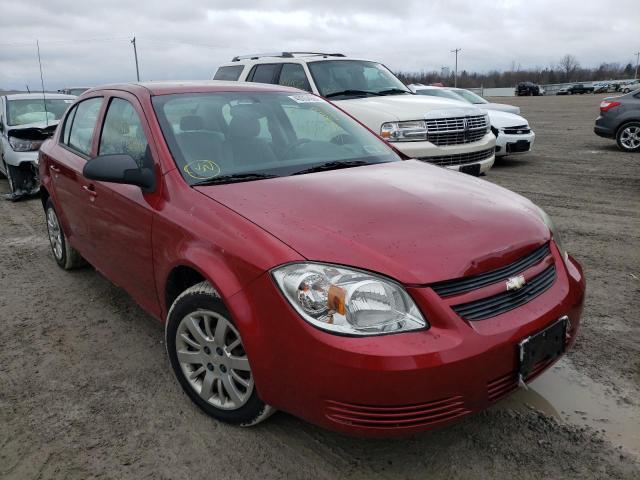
[594,89,640,152]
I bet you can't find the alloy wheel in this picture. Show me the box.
[175,310,254,410]
[46,207,63,260]
[620,126,640,150]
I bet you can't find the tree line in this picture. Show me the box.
[395,55,638,88]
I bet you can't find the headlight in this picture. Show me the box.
[536,207,568,262]
[380,120,428,142]
[9,136,43,152]
[272,263,427,336]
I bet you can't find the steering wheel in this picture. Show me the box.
[330,134,356,145]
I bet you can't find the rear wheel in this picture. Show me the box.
[616,122,640,152]
[45,198,86,269]
[166,281,274,426]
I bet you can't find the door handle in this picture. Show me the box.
[82,185,98,198]
[50,165,60,173]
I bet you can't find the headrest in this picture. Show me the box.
[180,115,203,131]
[228,113,260,139]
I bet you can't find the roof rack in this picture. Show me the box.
[231,52,345,62]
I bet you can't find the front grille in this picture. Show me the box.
[425,115,488,146]
[452,265,557,321]
[432,243,550,297]
[502,125,531,135]
[418,148,494,167]
[325,396,471,429]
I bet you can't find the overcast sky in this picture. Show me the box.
[1,0,638,90]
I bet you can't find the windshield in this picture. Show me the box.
[152,92,400,185]
[452,89,488,104]
[68,88,89,96]
[7,98,74,126]
[307,60,411,99]
[414,88,465,102]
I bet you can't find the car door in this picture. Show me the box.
[50,96,104,255]
[87,93,160,317]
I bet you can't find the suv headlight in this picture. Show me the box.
[537,207,568,262]
[380,121,428,142]
[9,136,43,152]
[272,263,427,336]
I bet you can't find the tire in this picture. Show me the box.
[45,198,86,269]
[616,122,640,152]
[166,281,274,426]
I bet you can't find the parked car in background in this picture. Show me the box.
[516,82,541,96]
[0,93,76,200]
[557,83,594,95]
[39,81,585,436]
[592,82,616,93]
[411,85,535,157]
[58,87,90,96]
[411,84,520,114]
[215,52,496,175]
[594,89,640,152]
[621,82,640,94]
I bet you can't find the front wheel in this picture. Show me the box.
[45,198,86,269]
[616,122,640,152]
[166,281,274,426]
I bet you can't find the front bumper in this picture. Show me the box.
[2,144,39,167]
[495,131,536,157]
[229,246,585,437]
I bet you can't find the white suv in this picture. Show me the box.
[214,52,496,175]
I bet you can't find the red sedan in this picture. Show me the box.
[38,81,585,436]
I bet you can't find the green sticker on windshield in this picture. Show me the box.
[184,160,221,180]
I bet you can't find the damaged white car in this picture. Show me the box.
[0,93,76,200]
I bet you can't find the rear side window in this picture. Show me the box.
[249,64,280,84]
[99,98,150,167]
[65,97,103,156]
[278,64,311,92]
[214,65,244,81]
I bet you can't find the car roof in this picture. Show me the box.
[218,55,375,68]
[4,93,77,100]
[83,80,304,97]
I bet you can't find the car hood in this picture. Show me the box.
[483,103,521,115]
[335,95,483,131]
[7,121,59,138]
[487,110,529,129]
[196,160,549,284]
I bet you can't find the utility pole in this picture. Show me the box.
[451,48,461,87]
[635,51,640,80]
[131,36,140,81]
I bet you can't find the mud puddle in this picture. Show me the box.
[497,358,639,455]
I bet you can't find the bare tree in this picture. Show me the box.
[559,54,580,82]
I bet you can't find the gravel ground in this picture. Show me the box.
[0,93,638,479]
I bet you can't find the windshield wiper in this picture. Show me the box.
[377,88,411,95]
[325,89,383,98]
[291,160,370,176]
[191,172,278,186]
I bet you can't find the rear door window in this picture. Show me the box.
[65,97,103,156]
[248,64,280,84]
[278,64,311,92]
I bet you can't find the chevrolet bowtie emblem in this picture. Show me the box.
[506,275,526,291]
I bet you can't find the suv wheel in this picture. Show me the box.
[616,122,640,152]
[166,281,275,426]
[45,198,86,269]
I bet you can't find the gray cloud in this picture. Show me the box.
[1,0,638,90]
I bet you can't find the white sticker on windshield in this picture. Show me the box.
[64,100,74,103]
[288,94,323,103]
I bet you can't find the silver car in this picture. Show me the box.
[0,93,76,200]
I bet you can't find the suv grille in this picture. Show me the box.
[452,265,556,321]
[431,243,550,297]
[502,125,531,135]
[419,148,494,167]
[426,115,488,146]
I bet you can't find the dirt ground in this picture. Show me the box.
[0,93,638,479]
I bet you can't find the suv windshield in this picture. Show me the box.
[307,60,411,99]
[7,98,73,126]
[452,89,488,105]
[152,92,400,185]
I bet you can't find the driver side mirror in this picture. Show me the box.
[83,154,156,192]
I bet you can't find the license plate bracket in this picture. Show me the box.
[518,316,567,381]
[459,163,481,176]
